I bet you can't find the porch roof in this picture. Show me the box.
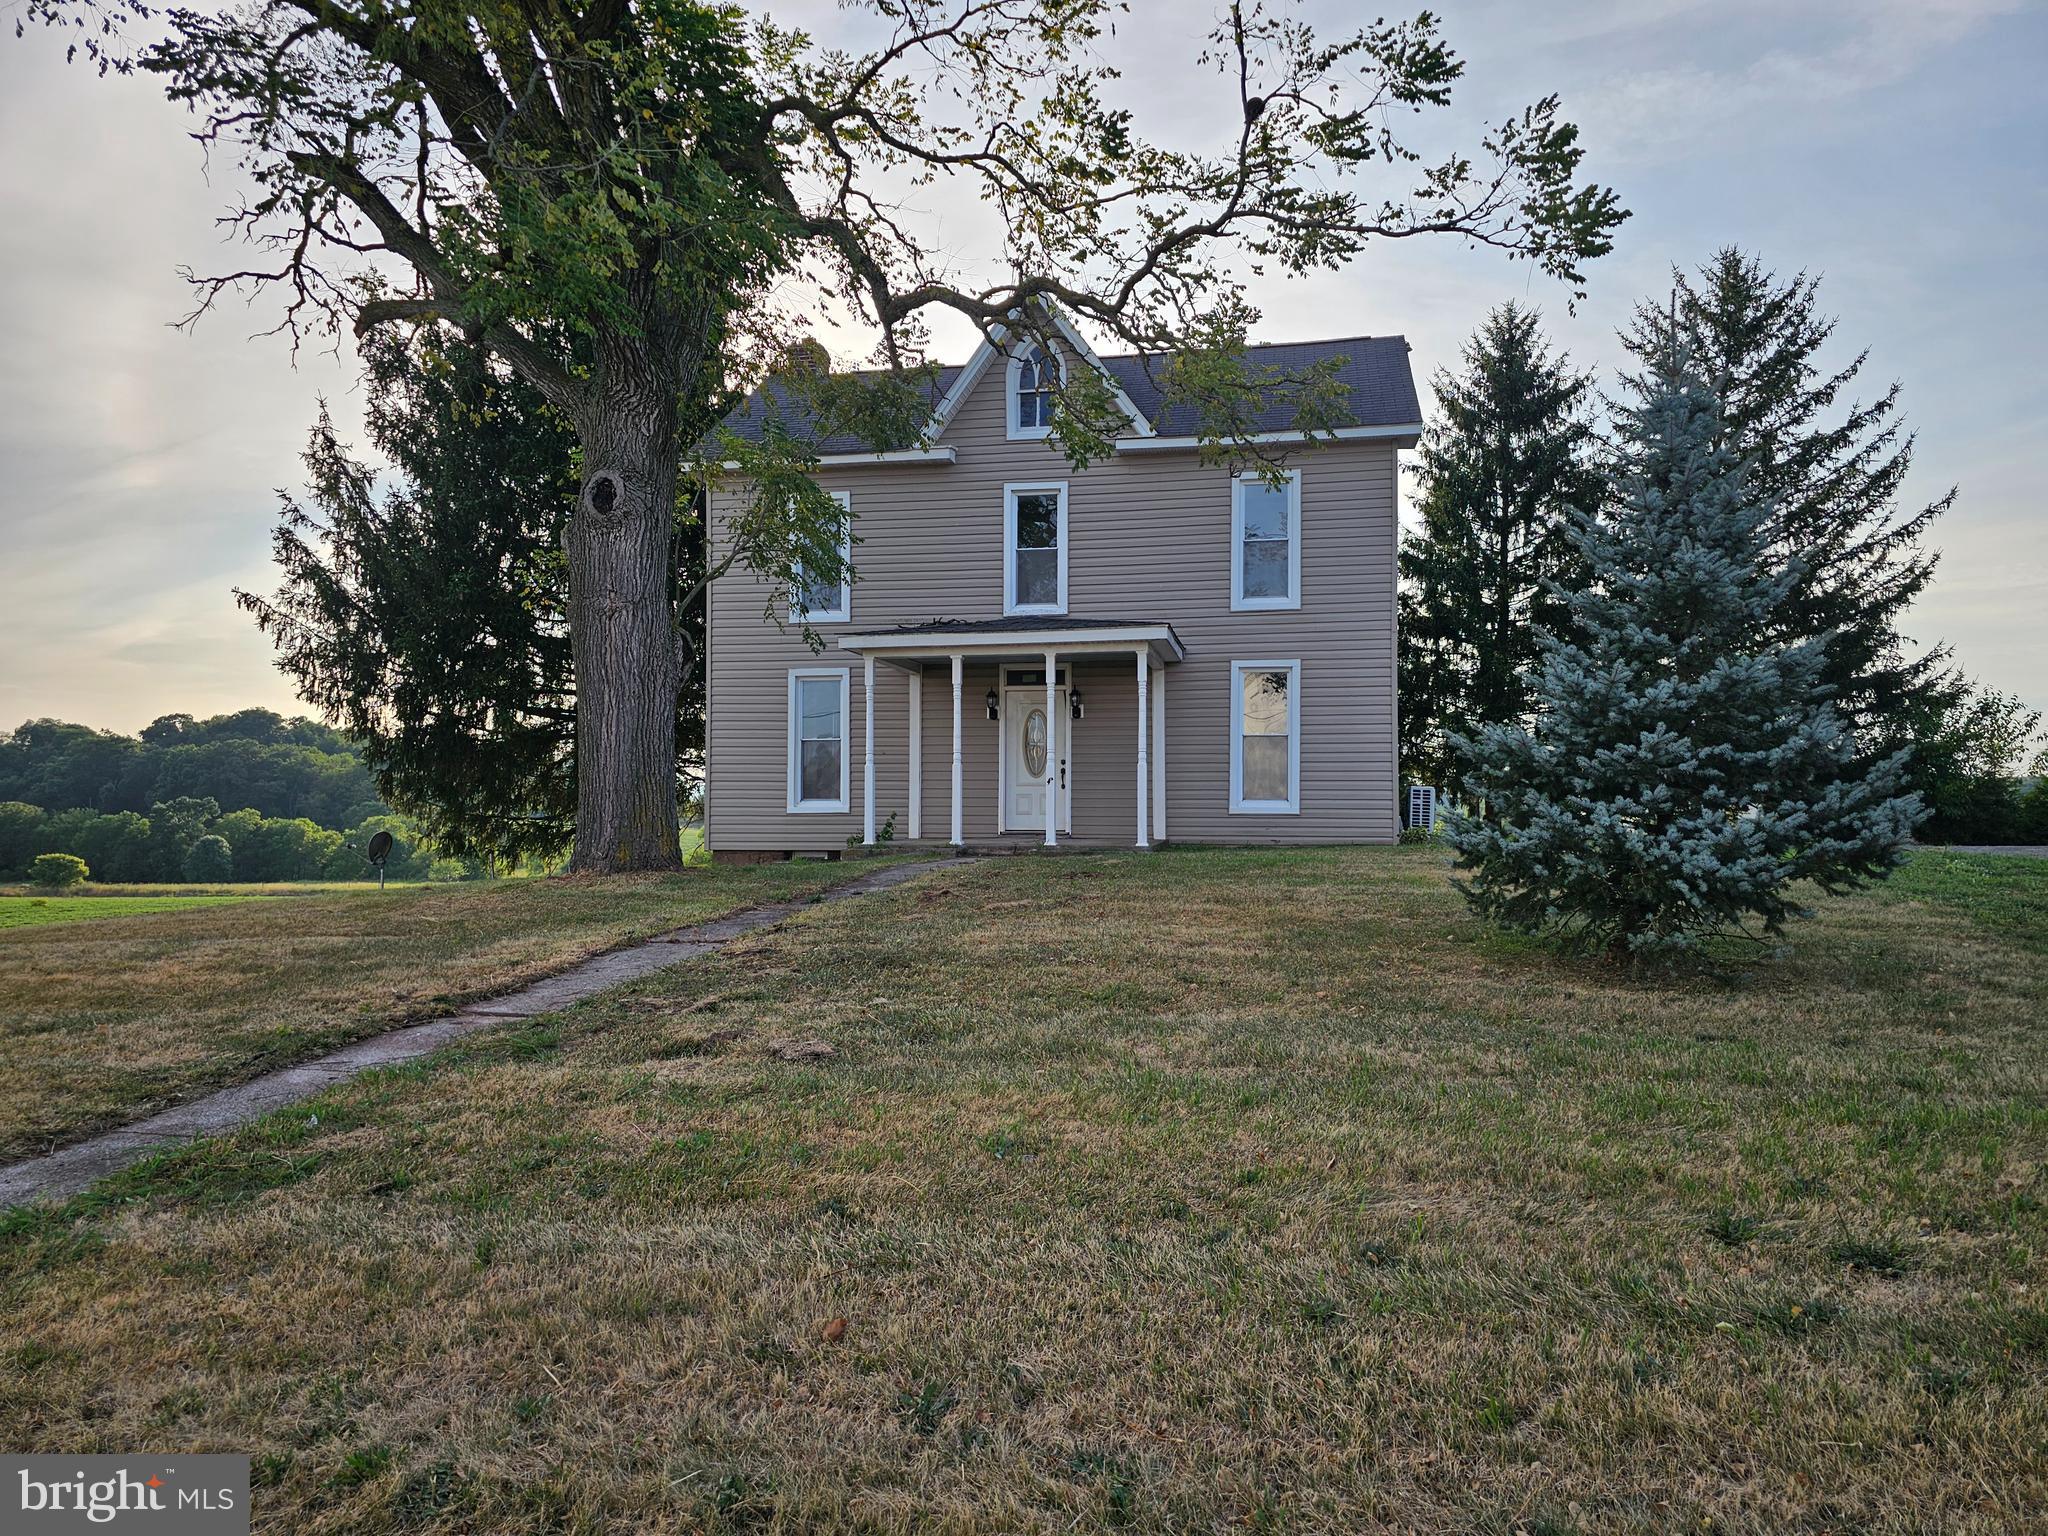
[835,616,1185,664]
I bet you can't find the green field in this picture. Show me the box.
[3,846,2041,1531]
[0,894,274,930]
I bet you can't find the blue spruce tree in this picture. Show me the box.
[1447,350,1924,964]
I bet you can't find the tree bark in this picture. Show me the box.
[566,335,684,873]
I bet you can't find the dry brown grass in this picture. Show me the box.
[2,847,2043,1534]
[0,860,897,1159]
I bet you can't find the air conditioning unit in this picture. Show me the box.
[1406,784,1438,831]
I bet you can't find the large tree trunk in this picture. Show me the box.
[566,336,684,873]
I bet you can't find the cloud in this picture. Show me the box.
[1565,0,2024,161]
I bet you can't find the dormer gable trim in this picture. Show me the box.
[926,310,1155,443]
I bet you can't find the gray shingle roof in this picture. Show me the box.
[719,335,1419,455]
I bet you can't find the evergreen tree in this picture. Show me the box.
[1448,351,1923,965]
[1399,304,1601,787]
[1621,249,1958,744]
[239,334,622,865]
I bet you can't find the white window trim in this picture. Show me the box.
[1003,481,1069,616]
[786,666,851,813]
[1006,344,1056,441]
[1229,659,1301,815]
[790,490,852,624]
[1231,470,1302,612]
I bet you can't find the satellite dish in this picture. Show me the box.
[365,830,394,867]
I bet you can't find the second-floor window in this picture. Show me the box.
[1004,482,1068,615]
[1008,343,1056,439]
[791,490,851,623]
[1231,470,1302,611]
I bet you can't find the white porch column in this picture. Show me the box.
[1043,650,1058,847]
[907,663,923,841]
[862,654,876,845]
[949,654,964,847]
[1151,667,1167,843]
[1135,647,1150,849]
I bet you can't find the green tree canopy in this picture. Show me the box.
[29,853,89,889]
[183,834,236,883]
[0,715,381,827]
[0,802,47,878]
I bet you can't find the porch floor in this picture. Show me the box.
[894,835,1158,856]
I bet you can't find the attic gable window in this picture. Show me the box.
[1007,342,1056,440]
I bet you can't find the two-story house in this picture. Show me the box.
[704,317,1421,857]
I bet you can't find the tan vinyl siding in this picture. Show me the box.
[707,347,1401,851]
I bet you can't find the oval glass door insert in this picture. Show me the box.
[1023,708,1048,778]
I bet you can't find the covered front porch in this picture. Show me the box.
[836,619,1184,851]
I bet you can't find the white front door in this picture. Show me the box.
[1003,687,1071,832]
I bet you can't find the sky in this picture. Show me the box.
[0,0,2042,736]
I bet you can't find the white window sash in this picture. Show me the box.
[1003,481,1069,615]
[787,667,851,813]
[1230,470,1302,612]
[1229,659,1301,814]
[1007,347,1056,441]
[791,490,852,623]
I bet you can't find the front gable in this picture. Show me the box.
[926,314,1155,446]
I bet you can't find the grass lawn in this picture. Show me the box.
[3,846,2043,1532]
[0,893,273,931]
[0,858,902,1161]
[0,881,432,898]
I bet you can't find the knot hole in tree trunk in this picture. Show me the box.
[582,470,625,531]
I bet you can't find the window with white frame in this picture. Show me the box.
[787,668,849,812]
[1008,342,1056,439]
[791,490,852,623]
[1231,470,1301,610]
[1230,660,1300,813]
[1004,482,1068,614]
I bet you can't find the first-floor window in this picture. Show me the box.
[788,668,849,812]
[1230,660,1300,813]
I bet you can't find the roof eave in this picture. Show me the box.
[837,623,1186,664]
[1112,422,1424,452]
[704,445,958,472]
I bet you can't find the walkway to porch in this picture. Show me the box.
[835,618,1184,852]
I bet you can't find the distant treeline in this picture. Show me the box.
[0,710,487,883]
[0,709,384,827]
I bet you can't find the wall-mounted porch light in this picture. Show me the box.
[985,688,1000,721]
[1069,688,1085,721]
